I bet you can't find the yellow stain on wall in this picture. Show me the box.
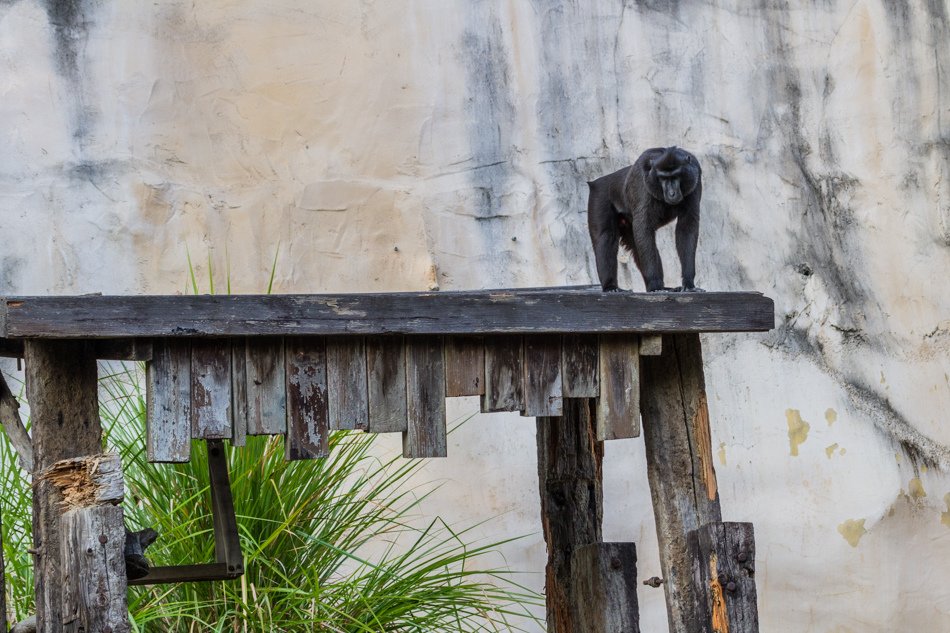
[837,518,867,547]
[825,443,839,459]
[718,442,727,466]
[786,409,810,456]
[825,408,837,426]
[942,493,950,529]
[909,478,927,499]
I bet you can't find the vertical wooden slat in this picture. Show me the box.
[326,338,369,431]
[640,335,663,356]
[596,334,640,440]
[687,522,759,633]
[572,542,641,633]
[481,336,524,412]
[443,336,485,396]
[191,340,232,440]
[641,334,722,633]
[285,337,330,460]
[230,338,248,447]
[146,340,192,462]
[561,334,599,398]
[366,336,407,433]
[245,337,286,435]
[523,335,562,416]
[404,337,447,458]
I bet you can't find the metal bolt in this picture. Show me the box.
[98,534,108,545]
[737,551,749,563]
[726,581,737,593]
[610,557,622,570]
[643,576,665,588]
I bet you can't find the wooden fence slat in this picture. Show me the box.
[596,335,641,440]
[327,338,369,431]
[230,338,248,447]
[523,335,562,416]
[481,336,524,412]
[404,337,447,458]
[561,334,599,398]
[146,340,191,462]
[687,522,759,633]
[444,336,485,396]
[245,337,286,435]
[191,340,232,440]
[639,335,663,356]
[573,542,641,633]
[285,337,330,460]
[366,336,408,433]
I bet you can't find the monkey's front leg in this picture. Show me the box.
[632,226,667,292]
[674,215,704,292]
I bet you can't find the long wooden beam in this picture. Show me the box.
[0,290,773,338]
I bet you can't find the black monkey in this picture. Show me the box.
[587,146,704,292]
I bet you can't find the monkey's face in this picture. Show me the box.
[644,147,700,206]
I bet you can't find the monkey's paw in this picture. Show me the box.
[603,286,625,292]
[673,286,706,293]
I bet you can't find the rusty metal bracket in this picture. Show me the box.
[128,440,244,585]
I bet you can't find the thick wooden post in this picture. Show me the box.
[573,542,640,633]
[687,522,758,633]
[536,398,603,632]
[25,341,128,633]
[640,334,722,633]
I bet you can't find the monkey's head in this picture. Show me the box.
[643,146,700,206]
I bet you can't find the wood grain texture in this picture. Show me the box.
[443,336,485,396]
[639,335,663,356]
[366,336,408,433]
[687,522,759,633]
[146,340,191,463]
[536,398,604,633]
[327,338,369,431]
[230,338,248,447]
[0,371,33,471]
[24,341,106,633]
[641,334,722,633]
[573,542,641,633]
[0,291,775,337]
[597,335,641,440]
[285,337,330,460]
[523,335,562,416]
[191,340,232,440]
[561,334,599,398]
[61,505,130,633]
[403,337,447,458]
[481,336,524,412]
[245,337,286,435]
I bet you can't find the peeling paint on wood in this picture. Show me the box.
[191,340,232,440]
[285,337,329,460]
[147,340,191,463]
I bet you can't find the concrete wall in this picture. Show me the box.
[1,1,948,630]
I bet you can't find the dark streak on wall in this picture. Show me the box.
[44,0,96,142]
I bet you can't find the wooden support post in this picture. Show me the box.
[536,398,603,633]
[687,522,758,633]
[25,341,127,632]
[572,542,640,633]
[640,334,722,633]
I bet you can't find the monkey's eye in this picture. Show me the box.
[643,161,652,172]
[685,155,691,164]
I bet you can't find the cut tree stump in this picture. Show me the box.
[687,522,759,633]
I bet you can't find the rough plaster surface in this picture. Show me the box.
[1,1,949,630]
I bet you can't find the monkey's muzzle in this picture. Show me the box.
[661,179,683,205]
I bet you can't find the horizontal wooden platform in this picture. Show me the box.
[0,289,773,339]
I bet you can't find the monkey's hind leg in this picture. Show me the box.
[587,186,623,291]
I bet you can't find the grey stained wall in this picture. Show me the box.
[1,1,949,631]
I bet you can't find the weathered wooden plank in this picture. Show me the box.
[0,371,33,471]
[481,336,524,412]
[191,340,232,440]
[561,334,599,398]
[641,334,722,633]
[285,337,330,460]
[687,522,759,633]
[366,336,408,433]
[573,542,640,633]
[403,337,447,458]
[0,291,775,338]
[0,338,151,360]
[536,398,603,633]
[597,335,641,440]
[523,335,562,416]
[327,338,369,431]
[245,337,286,435]
[639,334,663,356]
[230,338,248,447]
[61,505,129,633]
[443,336,485,396]
[24,341,107,632]
[146,340,192,463]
